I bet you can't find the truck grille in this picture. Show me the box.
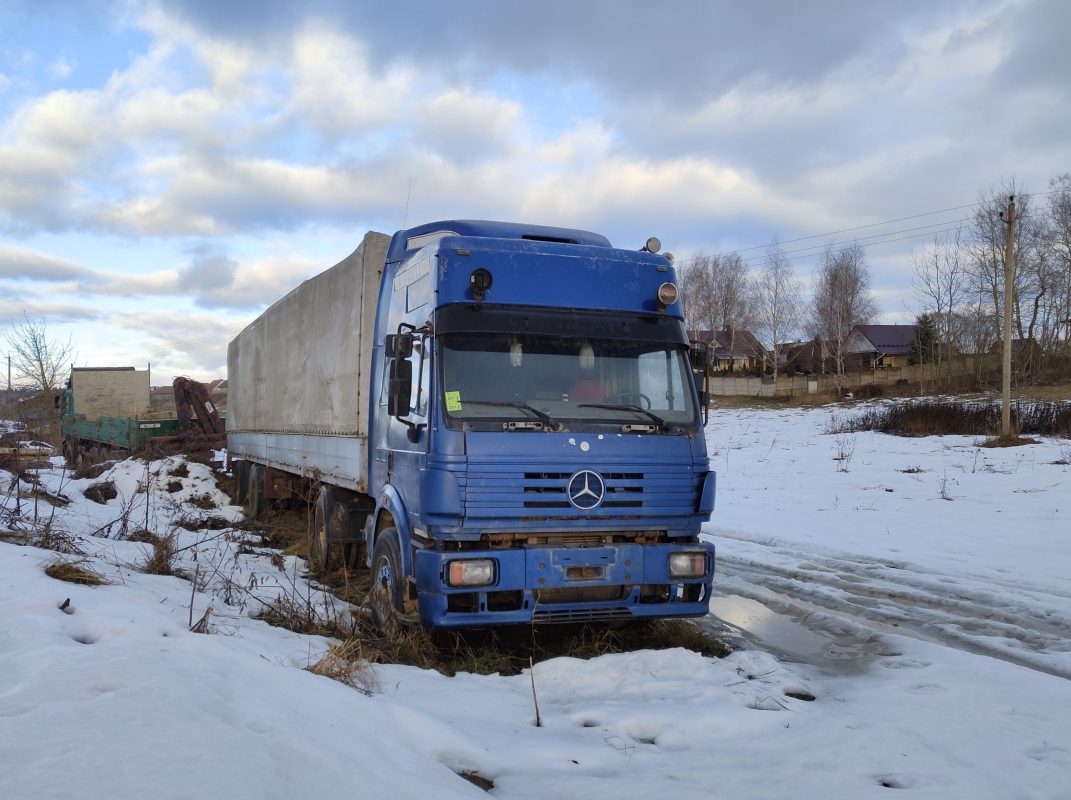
[521,472,642,509]
[533,606,634,623]
[462,462,699,521]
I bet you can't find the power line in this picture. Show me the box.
[672,190,1057,271]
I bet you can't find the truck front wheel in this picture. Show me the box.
[370,528,405,633]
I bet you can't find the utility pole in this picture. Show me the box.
[1000,195,1016,439]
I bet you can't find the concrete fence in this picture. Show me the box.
[707,356,999,398]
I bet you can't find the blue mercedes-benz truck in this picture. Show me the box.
[227,220,715,628]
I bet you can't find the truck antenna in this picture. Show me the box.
[403,177,412,229]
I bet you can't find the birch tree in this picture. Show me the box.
[752,236,804,393]
[810,241,878,385]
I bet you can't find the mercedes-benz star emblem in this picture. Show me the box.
[567,470,606,511]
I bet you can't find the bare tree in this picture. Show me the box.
[5,314,76,394]
[680,254,717,341]
[1046,173,1071,366]
[810,241,878,386]
[680,252,754,371]
[966,180,1059,376]
[911,228,972,385]
[752,236,804,394]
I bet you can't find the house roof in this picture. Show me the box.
[693,330,765,358]
[850,324,917,355]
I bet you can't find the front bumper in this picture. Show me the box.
[413,541,715,627]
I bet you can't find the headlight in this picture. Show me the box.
[668,552,707,579]
[446,559,495,587]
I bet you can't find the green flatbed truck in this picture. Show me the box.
[59,367,224,464]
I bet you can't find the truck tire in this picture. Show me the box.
[310,486,337,570]
[370,528,405,633]
[248,463,267,519]
[233,460,249,506]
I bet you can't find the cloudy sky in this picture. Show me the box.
[1,0,1068,382]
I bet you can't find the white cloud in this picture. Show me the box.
[49,58,74,80]
[285,23,415,140]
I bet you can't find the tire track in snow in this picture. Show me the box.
[706,531,1071,680]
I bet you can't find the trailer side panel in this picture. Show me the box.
[227,232,389,493]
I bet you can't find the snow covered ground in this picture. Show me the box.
[1,404,1070,799]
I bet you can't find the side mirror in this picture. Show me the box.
[689,348,710,372]
[387,358,412,417]
[385,333,414,359]
[698,391,710,407]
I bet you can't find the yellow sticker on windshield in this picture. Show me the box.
[445,391,462,412]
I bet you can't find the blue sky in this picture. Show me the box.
[1,0,1069,381]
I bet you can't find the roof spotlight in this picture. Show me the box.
[470,268,493,301]
[641,237,661,254]
[656,282,679,311]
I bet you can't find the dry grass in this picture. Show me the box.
[307,639,377,695]
[251,506,312,557]
[1017,381,1071,403]
[187,493,218,510]
[83,481,118,504]
[257,581,732,679]
[980,435,1041,448]
[456,771,495,791]
[176,514,231,531]
[45,558,106,586]
[141,533,178,575]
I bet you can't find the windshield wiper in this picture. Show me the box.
[577,403,674,433]
[463,400,565,431]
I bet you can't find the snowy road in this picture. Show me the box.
[708,530,1071,679]
[701,402,1071,680]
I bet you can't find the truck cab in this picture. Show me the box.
[366,220,715,627]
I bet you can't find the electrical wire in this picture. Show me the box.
[676,190,1057,269]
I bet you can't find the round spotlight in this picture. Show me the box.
[470,268,493,300]
[656,282,679,310]
[644,236,662,254]
[663,252,674,265]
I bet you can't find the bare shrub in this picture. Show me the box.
[834,435,856,472]
[830,399,1071,437]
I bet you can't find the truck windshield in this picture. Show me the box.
[440,332,698,429]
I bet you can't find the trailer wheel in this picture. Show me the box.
[233,460,250,506]
[248,463,267,518]
[310,486,338,570]
[370,528,405,633]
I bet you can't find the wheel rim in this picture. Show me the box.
[376,557,394,595]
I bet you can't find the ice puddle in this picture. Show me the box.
[703,575,944,675]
